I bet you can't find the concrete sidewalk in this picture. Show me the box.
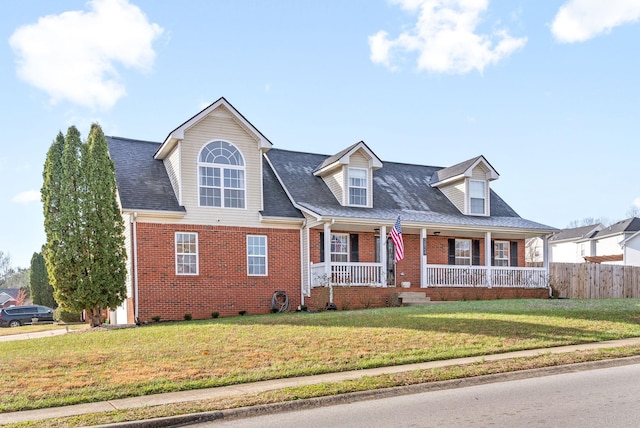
[0,328,69,342]
[2,337,640,425]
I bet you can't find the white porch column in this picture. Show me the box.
[484,231,492,287]
[324,222,333,302]
[543,235,550,271]
[421,228,427,288]
[380,225,387,287]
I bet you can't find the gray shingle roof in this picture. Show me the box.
[261,157,303,219]
[266,148,555,231]
[107,136,185,212]
[431,155,498,184]
[592,217,640,239]
[548,224,603,242]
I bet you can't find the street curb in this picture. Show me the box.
[95,355,640,428]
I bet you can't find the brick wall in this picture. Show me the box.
[134,223,301,322]
[305,285,548,311]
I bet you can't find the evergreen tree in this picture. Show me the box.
[42,125,126,327]
[81,124,127,326]
[30,252,56,308]
[42,131,65,294]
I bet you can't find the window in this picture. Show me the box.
[176,232,198,275]
[198,141,245,208]
[247,235,267,276]
[348,168,367,206]
[455,239,471,265]
[331,233,349,262]
[494,241,510,266]
[469,180,486,215]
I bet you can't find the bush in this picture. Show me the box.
[211,311,219,319]
[54,307,83,323]
[151,316,161,322]
[183,314,192,321]
[238,310,247,316]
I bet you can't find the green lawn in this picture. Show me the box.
[1,299,640,414]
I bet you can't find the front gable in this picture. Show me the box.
[313,141,382,208]
[151,98,276,227]
[431,155,499,217]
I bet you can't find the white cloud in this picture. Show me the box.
[551,0,640,43]
[369,0,527,74]
[634,197,640,208]
[9,0,164,110]
[12,190,41,204]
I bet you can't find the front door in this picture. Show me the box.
[387,238,396,286]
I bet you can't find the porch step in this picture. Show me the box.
[397,292,431,306]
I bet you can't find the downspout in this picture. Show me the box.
[132,212,139,323]
[543,235,551,297]
[300,219,307,307]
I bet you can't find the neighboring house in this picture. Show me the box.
[547,224,604,263]
[106,97,557,324]
[0,289,19,308]
[548,218,640,265]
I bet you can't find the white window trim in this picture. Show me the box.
[175,232,198,275]
[468,179,487,216]
[455,239,472,265]
[331,233,349,262]
[347,167,368,207]
[197,140,247,209]
[247,235,268,276]
[494,240,510,267]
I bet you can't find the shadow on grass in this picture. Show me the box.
[209,298,640,344]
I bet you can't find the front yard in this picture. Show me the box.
[1,299,640,415]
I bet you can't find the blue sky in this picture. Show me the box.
[2,0,640,268]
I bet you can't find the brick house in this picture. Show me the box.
[106,97,556,324]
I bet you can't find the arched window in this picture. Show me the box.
[198,141,245,208]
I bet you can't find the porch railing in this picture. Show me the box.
[309,263,548,289]
[310,262,385,287]
[425,265,548,288]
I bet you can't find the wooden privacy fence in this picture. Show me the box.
[550,263,640,299]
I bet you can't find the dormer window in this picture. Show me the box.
[198,140,246,208]
[469,180,486,215]
[348,168,367,206]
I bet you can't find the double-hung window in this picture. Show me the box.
[247,235,267,276]
[469,180,486,215]
[176,232,198,275]
[348,168,367,206]
[198,141,246,208]
[455,239,472,265]
[330,233,349,262]
[494,241,510,266]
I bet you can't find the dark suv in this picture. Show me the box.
[0,305,55,327]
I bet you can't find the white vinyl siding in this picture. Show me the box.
[177,105,264,227]
[164,145,181,205]
[440,181,466,213]
[175,232,198,275]
[324,169,344,205]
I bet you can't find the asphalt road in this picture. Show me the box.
[190,362,640,428]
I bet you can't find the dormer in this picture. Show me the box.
[430,155,499,216]
[313,141,383,208]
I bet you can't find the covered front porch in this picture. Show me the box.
[305,220,551,293]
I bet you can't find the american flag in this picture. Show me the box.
[389,215,404,263]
